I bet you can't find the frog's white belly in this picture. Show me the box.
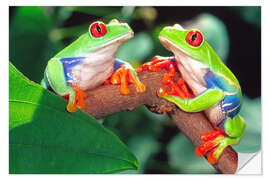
[70,51,117,91]
[71,61,114,91]
[175,54,208,95]
[69,40,123,91]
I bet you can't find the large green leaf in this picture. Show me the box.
[9,62,138,173]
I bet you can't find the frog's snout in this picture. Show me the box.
[123,23,133,33]
[129,30,134,37]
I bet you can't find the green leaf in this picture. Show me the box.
[233,96,261,153]
[167,134,217,174]
[9,62,138,174]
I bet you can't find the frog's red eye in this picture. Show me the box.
[185,30,203,47]
[89,22,107,38]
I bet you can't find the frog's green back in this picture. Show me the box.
[54,33,91,58]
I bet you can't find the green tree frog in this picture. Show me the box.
[41,19,145,113]
[137,24,245,164]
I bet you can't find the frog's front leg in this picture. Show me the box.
[196,115,246,164]
[45,58,88,113]
[136,56,193,98]
[136,56,177,78]
[158,87,225,112]
[106,59,146,95]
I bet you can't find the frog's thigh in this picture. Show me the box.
[46,58,72,96]
[205,103,226,125]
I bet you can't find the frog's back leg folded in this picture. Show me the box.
[195,114,245,164]
[43,58,87,113]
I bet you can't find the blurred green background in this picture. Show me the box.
[9,6,261,174]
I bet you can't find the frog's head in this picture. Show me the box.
[61,19,134,58]
[87,19,134,51]
[159,24,218,67]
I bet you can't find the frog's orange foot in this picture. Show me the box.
[107,65,146,95]
[157,74,193,99]
[136,56,193,99]
[68,85,88,111]
[195,130,227,164]
[136,56,177,77]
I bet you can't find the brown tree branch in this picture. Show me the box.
[84,69,238,174]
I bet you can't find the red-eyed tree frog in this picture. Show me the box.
[41,19,145,113]
[137,24,245,165]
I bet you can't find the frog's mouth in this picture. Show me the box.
[107,31,134,47]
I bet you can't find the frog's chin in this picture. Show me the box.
[159,35,208,88]
[86,31,134,63]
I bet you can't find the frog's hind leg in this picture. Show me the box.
[127,65,146,93]
[195,114,246,164]
[46,58,87,113]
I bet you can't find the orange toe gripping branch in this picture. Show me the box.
[105,65,146,95]
[68,85,88,111]
[195,128,227,164]
[136,56,193,99]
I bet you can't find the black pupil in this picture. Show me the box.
[191,33,197,42]
[96,25,101,33]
